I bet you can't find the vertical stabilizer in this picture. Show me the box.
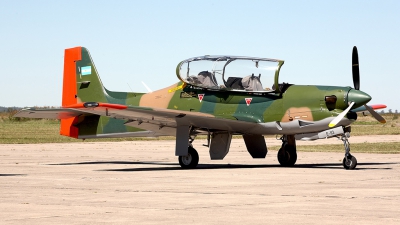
[59,46,133,138]
[60,47,81,138]
[75,48,108,103]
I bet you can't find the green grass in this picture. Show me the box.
[350,125,400,135]
[350,113,400,135]
[1,112,399,154]
[268,142,400,154]
[0,120,176,144]
[0,120,74,143]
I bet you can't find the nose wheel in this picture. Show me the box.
[343,154,357,170]
[178,146,199,169]
[340,132,357,170]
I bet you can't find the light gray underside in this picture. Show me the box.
[14,107,353,138]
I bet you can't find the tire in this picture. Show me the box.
[342,155,357,170]
[178,146,199,169]
[277,143,297,167]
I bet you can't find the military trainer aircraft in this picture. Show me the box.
[15,46,386,170]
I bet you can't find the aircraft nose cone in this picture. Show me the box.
[347,89,371,108]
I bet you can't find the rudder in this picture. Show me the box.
[60,47,108,138]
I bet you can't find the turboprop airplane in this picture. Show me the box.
[15,46,386,170]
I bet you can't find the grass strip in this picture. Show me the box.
[268,142,400,154]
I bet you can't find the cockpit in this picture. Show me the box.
[176,56,284,92]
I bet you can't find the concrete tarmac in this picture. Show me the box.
[1,139,400,224]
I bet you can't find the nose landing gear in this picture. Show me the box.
[340,131,357,170]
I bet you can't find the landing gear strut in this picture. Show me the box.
[340,132,357,170]
[277,135,297,167]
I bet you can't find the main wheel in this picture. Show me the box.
[342,154,357,170]
[178,146,199,169]
[277,143,297,167]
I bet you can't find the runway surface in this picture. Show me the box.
[1,138,400,224]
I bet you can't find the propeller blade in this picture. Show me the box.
[352,46,360,90]
[329,102,355,128]
[364,104,386,123]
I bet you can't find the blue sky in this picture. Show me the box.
[0,0,399,111]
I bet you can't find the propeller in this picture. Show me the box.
[352,46,360,90]
[329,102,355,128]
[329,46,386,127]
[365,104,386,123]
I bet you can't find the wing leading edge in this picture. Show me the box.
[66,103,259,135]
[15,102,264,138]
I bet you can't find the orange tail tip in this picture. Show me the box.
[60,117,79,138]
[60,47,81,138]
[62,46,81,106]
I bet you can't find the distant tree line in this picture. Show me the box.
[380,109,399,114]
[0,106,58,122]
[0,106,21,112]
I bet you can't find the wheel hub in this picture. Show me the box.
[181,154,192,165]
[345,158,352,167]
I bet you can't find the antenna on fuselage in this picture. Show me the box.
[127,83,133,92]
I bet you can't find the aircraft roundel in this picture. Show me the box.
[245,98,252,106]
[198,94,205,102]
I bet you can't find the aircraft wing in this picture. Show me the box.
[71,103,259,135]
[351,104,386,113]
[17,102,388,137]
[14,102,259,136]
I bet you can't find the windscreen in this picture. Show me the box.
[179,56,281,92]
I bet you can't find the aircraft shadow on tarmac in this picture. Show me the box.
[47,161,397,172]
[48,161,176,166]
[0,174,26,177]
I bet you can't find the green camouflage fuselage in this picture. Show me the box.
[73,48,360,137]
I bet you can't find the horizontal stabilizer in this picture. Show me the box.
[13,108,84,119]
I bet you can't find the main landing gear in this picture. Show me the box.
[340,131,357,170]
[178,146,199,169]
[277,135,297,167]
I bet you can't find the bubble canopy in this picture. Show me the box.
[176,55,284,93]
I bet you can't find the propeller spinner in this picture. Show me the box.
[329,46,386,127]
